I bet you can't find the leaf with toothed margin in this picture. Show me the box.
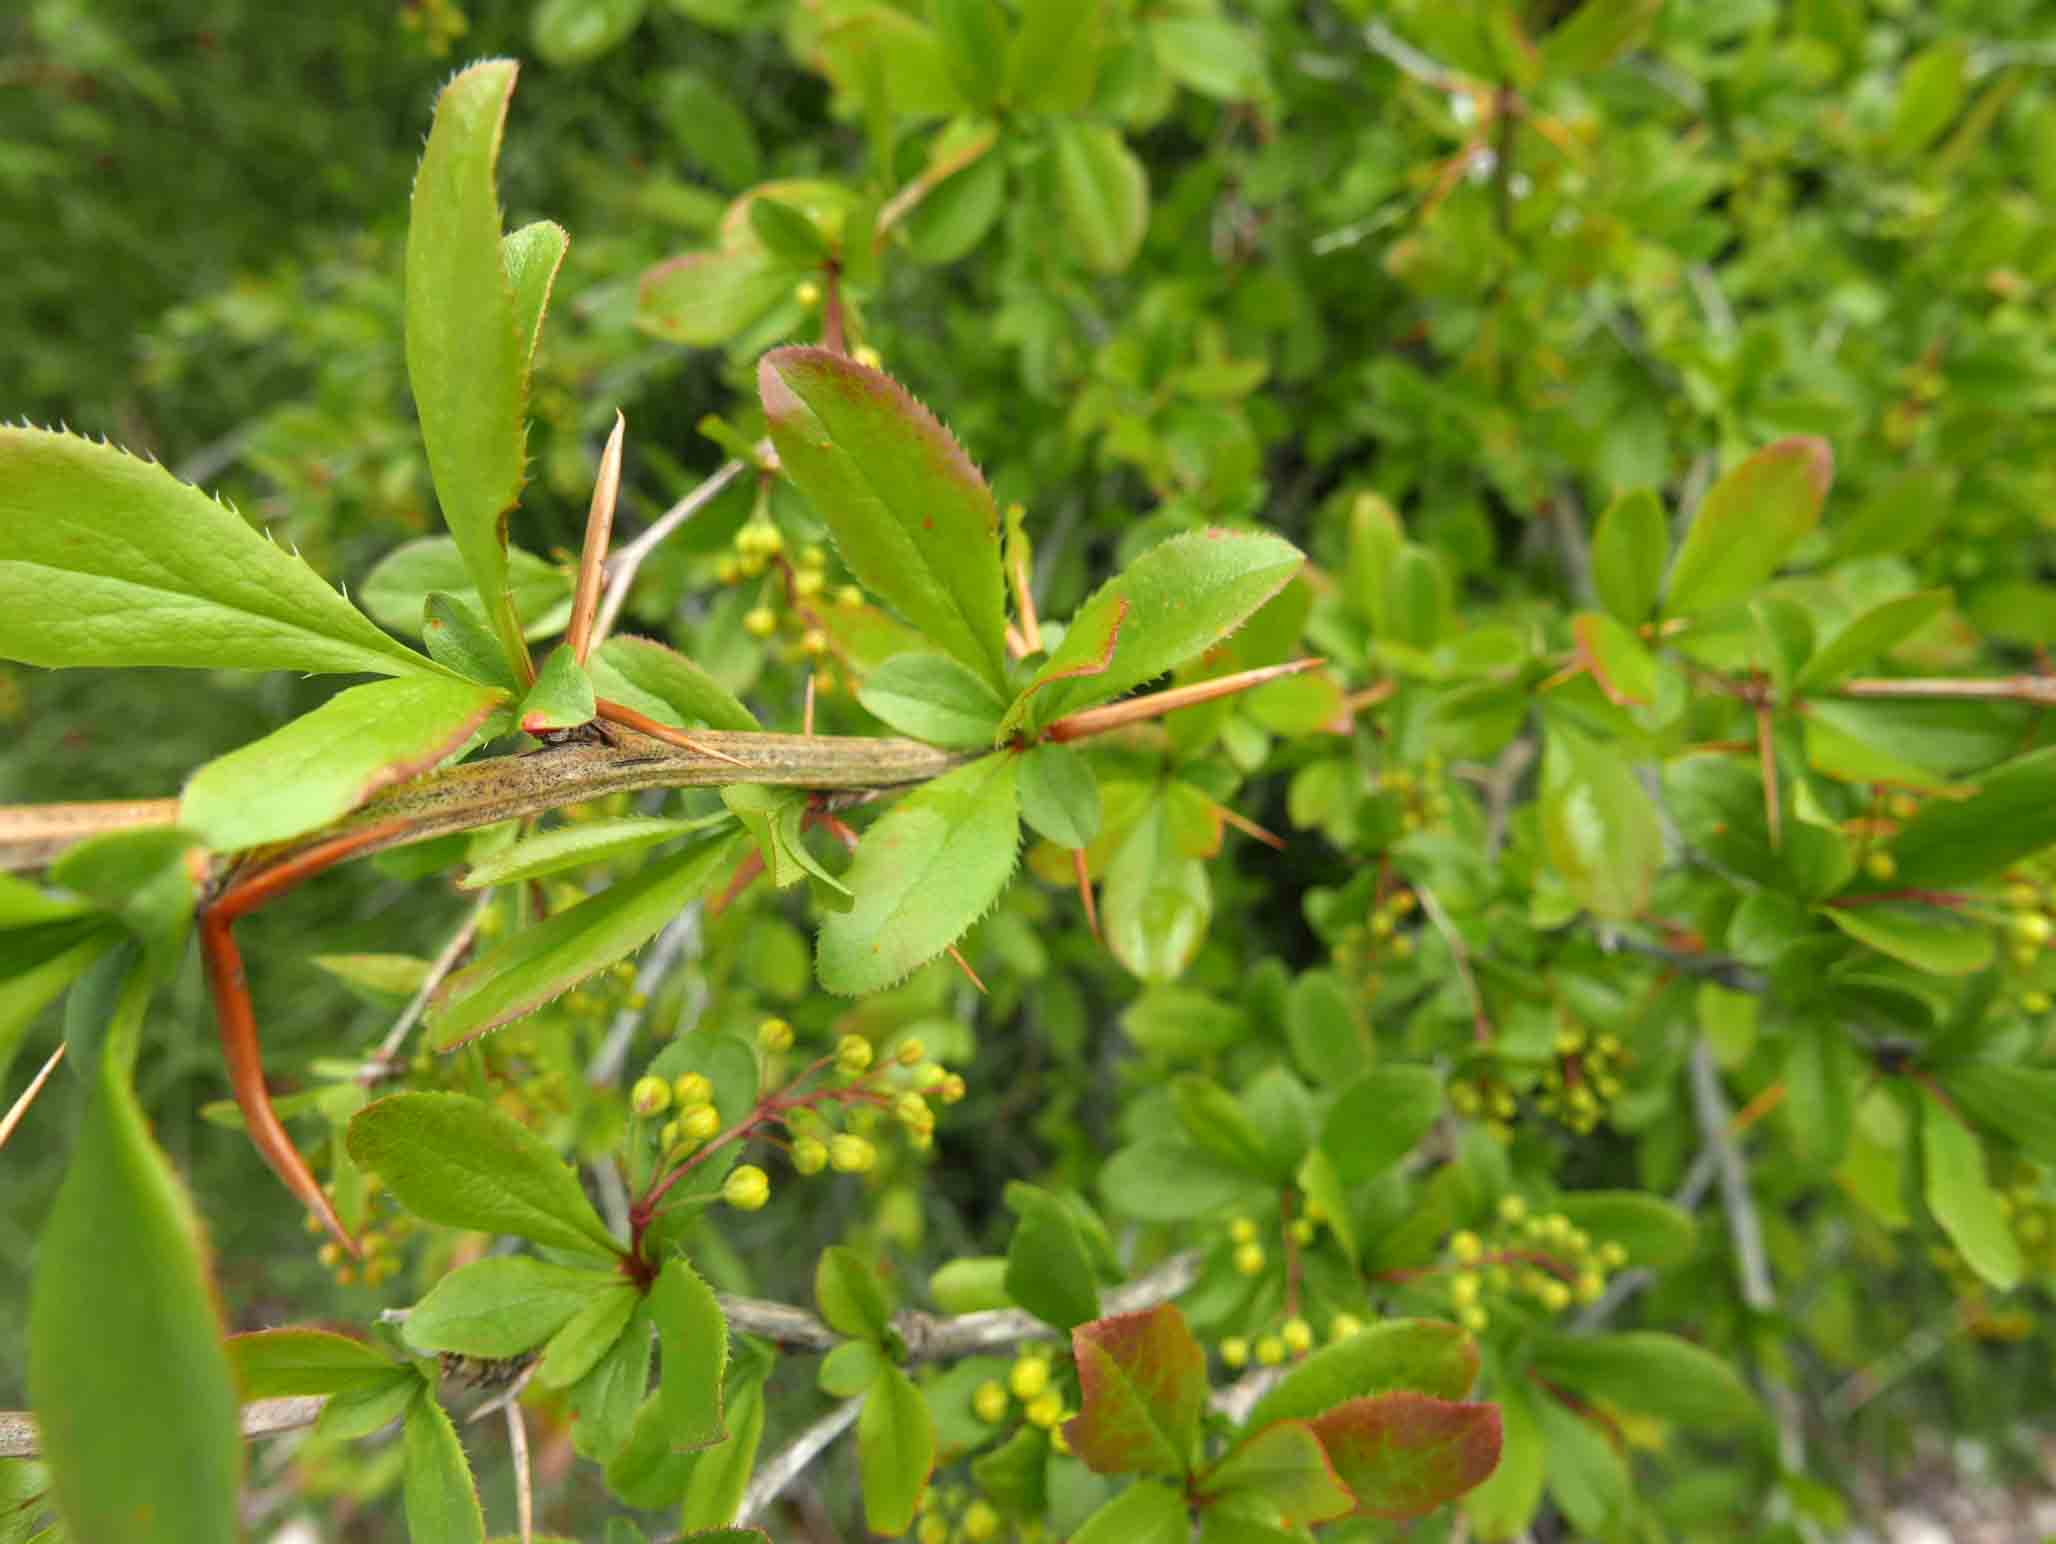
[427,830,747,1048]
[519,648,597,733]
[592,635,760,731]
[815,753,1020,995]
[0,426,447,678]
[1063,1304,1208,1479]
[1000,530,1303,739]
[407,59,530,681]
[760,346,1011,695]
[404,1385,487,1544]
[503,219,568,379]
[180,677,506,851]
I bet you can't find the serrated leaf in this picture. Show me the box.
[1198,1420,1353,1526]
[1322,1067,1442,1185]
[1102,797,1210,983]
[404,1387,487,1544]
[1004,530,1302,736]
[1664,437,1833,617]
[592,635,760,732]
[1938,1064,2056,1165]
[317,1369,422,1441]
[817,753,1019,994]
[1064,1304,1207,1479]
[677,1371,769,1529]
[1246,1320,1477,1434]
[460,815,730,890]
[1049,120,1148,273]
[816,1245,893,1341]
[636,247,797,347]
[649,1258,729,1450]
[1795,588,1950,689]
[28,1002,241,1544]
[227,1329,397,1398]
[1018,742,1101,848]
[426,591,521,687]
[406,60,531,680]
[503,220,569,376]
[347,1091,620,1256]
[1824,904,1994,976]
[429,832,745,1046]
[1540,728,1661,921]
[1921,1094,2022,1290]
[1005,1184,1100,1331]
[1310,1393,1502,1520]
[761,347,1008,691]
[362,538,572,641]
[538,1283,639,1390]
[1589,487,1667,625]
[181,676,504,851]
[857,652,1006,747]
[722,785,849,896]
[859,1365,935,1534]
[1886,745,2056,888]
[0,427,443,678]
[568,1304,651,1462]
[518,647,596,733]
[404,1257,615,1358]
[1528,1331,1759,1427]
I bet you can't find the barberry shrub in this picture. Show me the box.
[4,4,2056,1542]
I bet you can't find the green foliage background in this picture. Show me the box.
[6,0,2056,1537]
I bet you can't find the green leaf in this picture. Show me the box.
[361,537,572,641]
[180,676,504,851]
[1102,797,1211,983]
[1664,438,1834,617]
[1064,1304,1207,1479]
[317,1369,422,1441]
[677,1371,770,1530]
[0,427,443,678]
[932,0,1008,107]
[857,652,1006,747]
[1463,1376,1542,1540]
[1795,588,1950,690]
[1540,728,1662,921]
[404,1387,487,1544]
[636,246,796,347]
[1534,1391,1628,1535]
[28,1008,241,1544]
[816,1245,894,1341]
[1005,530,1302,736]
[406,59,531,682]
[47,827,197,977]
[461,814,730,890]
[1885,39,1969,161]
[1540,0,1660,75]
[821,1340,886,1397]
[1170,1074,1271,1173]
[1199,1420,1353,1526]
[859,1364,936,1535]
[1005,1184,1101,1331]
[658,70,762,189]
[1310,1394,1503,1520]
[1149,17,1266,101]
[1589,487,1667,626]
[1937,1064,2056,1165]
[649,1258,729,1450]
[1528,1332,1759,1427]
[227,1328,398,1398]
[1824,904,1993,976]
[1555,1192,1696,1269]
[723,785,850,895]
[1246,1320,1478,1433]
[568,1304,652,1461]
[1069,1479,1187,1544]
[429,832,745,1046]
[1100,1140,1270,1221]
[1049,120,1148,274]
[816,753,1020,994]
[426,591,522,687]
[532,0,648,64]
[1921,1094,2022,1290]
[1831,464,1956,560]
[518,647,596,733]
[1572,611,1658,706]
[347,1090,621,1256]
[538,1282,639,1390]
[760,346,1010,693]
[1322,1067,1443,1185]
[928,1256,1012,1314]
[593,635,760,732]
[1887,745,2056,888]
[403,1257,615,1358]
[1018,743,1101,848]
[747,196,830,265]
[503,220,569,377]
[1007,0,1100,110]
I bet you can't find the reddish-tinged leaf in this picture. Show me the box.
[1665,437,1834,617]
[1571,611,1657,706]
[1064,1304,1209,1478]
[1198,1419,1354,1526]
[1309,1393,1502,1521]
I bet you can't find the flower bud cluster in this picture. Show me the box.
[308,1176,411,1288]
[1430,1196,1630,1336]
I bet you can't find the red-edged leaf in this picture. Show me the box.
[1063,1304,1208,1479]
[1309,1393,1502,1521]
[1664,437,1834,617]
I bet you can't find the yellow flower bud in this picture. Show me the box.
[1290,1218,1316,1245]
[743,606,778,638]
[1459,1304,1490,1334]
[1329,1313,1364,1342]
[852,345,884,369]
[828,1134,875,1173]
[722,1164,770,1211]
[674,1072,713,1107]
[897,1038,926,1067]
[1449,1271,1481,1308]
[792,1135,828,1174]
[630,1075,671,1117]
[1229,1216,1258,1244]
[1219,1336,1250,1368]
[1255,1335,1286,1366]
[1281,1317,1313,1356]
[836,1034,873,1075]
[757,1017,794,1053]
[973,1380,1009,1423]
[1025,1390,1065,1429]
[679,1102,722,1144]
[1008,1356,1050,1400]
[1450,1229,1484,1264]
[1233,1242,1266,1277]
[1498,1194,1528,1225]
[962,1500,1000,1541]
